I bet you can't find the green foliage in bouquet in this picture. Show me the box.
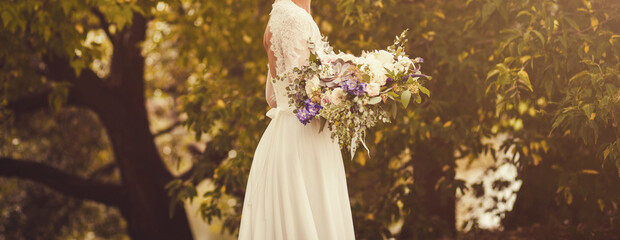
[278,30,430,155]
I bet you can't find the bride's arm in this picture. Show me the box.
[263,14,312,109]
[265,74,277,108]
[264,27,277,108]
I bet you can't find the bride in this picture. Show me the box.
[238,0,356,239]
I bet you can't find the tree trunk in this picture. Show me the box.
[502,158,559,229]
[98,13,193,240]
[2,9,194,240]
[399,139,456,239]
[109,104,193,239]
[503,141,620,231]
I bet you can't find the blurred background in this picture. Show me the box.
[1,0,619,239]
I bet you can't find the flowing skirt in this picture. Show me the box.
[238,109,355,239]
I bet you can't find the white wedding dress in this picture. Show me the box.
[238,0,355,239]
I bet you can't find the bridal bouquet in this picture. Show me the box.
[278,30,430,157]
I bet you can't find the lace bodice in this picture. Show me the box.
[267,0,322,111]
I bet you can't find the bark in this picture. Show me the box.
[502,159,559,229]
[399,138,456,239]
[0,157,125,207]
[4,12,194,240]
[91,12,192,240]
[503,141,620,230]
[6,90,53,117]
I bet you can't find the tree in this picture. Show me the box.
[0,109,127,239]
[2,0,618,239]
[0,1,194,238]
[176,0,619,238]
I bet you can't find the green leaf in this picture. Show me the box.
[1,10,12,28]
[563,16,580,32]
[551,113,567,132]
[517,69,533,91]
[60,1,72,15]
[419,86,430,97]
[391,100,397,119]
[582,104,595,119]
[401,90,411,108]
[603,145,611,159]
[43,28,51,43]
[184,185,198,202]
[309,52,317,62]
[368,96,382,104]
[516,10,531,19]
[169,197,178,219]
[531,30,545,46]
[319,117,327,132]
[481,2,496,24]
[362,74,371,82]
[387,91,398,99]
[569,70,589,84]
[48,81,71,112]
[165,179,181,190]
[486,69,500,80]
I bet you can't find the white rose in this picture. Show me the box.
[368,65,387,86]
[322,54,336,64]
[365,83,381,96]
[321,91,332,105]
[318,64,332,79]
[360,54,389,85]
[352,55,366,66]
[375,50,394,65]
[372,69,388,85]
[331,52,356,63]
[305,76,320,96]
[342,53,357,62]
[396,56,413,73]
[331,88,346,105]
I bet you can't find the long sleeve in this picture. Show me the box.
[265,69,277,108]
[267,2,317,77]
[263,0,322,110]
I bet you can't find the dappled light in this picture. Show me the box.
[1,0,619,239]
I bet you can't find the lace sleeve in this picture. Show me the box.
[265,69,277,108]
[267,2,313,76]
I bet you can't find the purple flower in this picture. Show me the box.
[341,78,367,96]
[353,82,367,96]
[305,99,322,115]
[340,78,356,92]
[296,99,323,125]
[296,108,313,125]
[386,77,394,84]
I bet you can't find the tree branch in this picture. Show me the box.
[178,144,228,182]
[7,58,111,119]
[90,7,114,42]
[41,54,122,117]
[0,157,126,207]
[89,162,118,179]
[554,15,619,36]
[6,51,111,117]
[153,120,182,137]
[6,90,52,117]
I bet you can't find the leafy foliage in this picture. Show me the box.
[175,0,620,237]
[1,0,619,239]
